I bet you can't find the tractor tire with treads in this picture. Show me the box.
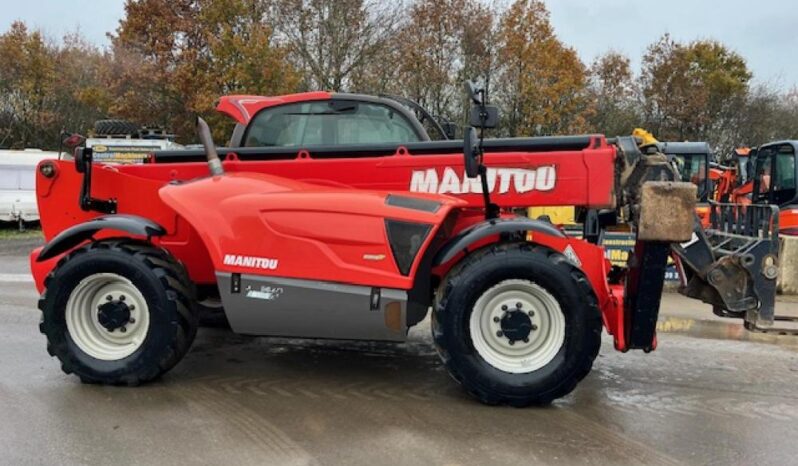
[93,119,139,137]
[432,242,601,406]
[38,239,199,385]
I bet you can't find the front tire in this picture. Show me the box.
[433,243,601,406]
[39,240,198,385]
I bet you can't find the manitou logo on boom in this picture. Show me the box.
[223,254,279,270]
[409,166,557,195]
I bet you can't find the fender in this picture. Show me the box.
[37,214,166,262]
[432,217,565,266]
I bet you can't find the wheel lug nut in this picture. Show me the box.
[531,324,538,331]
[523,338,529,343]
[516,302,523,309]
[119,295,125,301]
[129,318,136,324]
[509,340,515,345]
[528,310,535,317]
[496,331,503,337]
[120,327,127,333]
[493,316,500,323]
[129,305,135,311]
[501,305,508,311]
[106,295,113,301]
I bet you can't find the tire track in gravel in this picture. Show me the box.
[186,373,446,403]
[181,384,318,466]
[554,409,685,466]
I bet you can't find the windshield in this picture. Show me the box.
[244,101,422,147]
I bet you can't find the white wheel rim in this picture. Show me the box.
[65,273,150,361]
[469,279,565,374]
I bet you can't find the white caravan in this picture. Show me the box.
[0,149,61,226]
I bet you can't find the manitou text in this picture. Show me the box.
[223,254,279,270]
[409,166,557,195]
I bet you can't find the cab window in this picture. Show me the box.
[773,148,796,205]
[671,154,708,199]
[755,145,797,205]
[244,101,422,147]
[755,150,772,200]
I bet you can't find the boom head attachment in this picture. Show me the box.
[672,204,794,333]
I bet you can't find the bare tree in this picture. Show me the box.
[391,0,495,122]
[272,0,401,92]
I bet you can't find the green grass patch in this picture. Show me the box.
[0,224,43,239]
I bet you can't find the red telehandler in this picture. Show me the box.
[30,84,784,405]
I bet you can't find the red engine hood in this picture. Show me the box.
[159,172,466,289]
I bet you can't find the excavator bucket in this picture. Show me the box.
[671,203,795,333]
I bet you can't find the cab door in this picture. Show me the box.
[753,143,798,235]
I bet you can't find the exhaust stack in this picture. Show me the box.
[196,116,224,176]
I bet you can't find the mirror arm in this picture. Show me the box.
[475,88,498,220]
[77,148,117,214]
[479,164,500,221]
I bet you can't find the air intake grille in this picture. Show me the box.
[385,220,432,275]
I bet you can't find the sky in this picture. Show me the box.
[547,0,798,90]
[1,0,797,89]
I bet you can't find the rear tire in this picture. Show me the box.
[433,243,601,406]
[39,240,198,385]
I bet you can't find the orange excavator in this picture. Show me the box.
[710,147,754,205]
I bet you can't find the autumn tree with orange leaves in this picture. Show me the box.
[110,0,299,141]
[494,0,590,137]
[640,34,751,148]
[586,51,640,137]
[0,22,110,149]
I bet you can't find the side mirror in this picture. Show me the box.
[441,121,458,140]
[74,147,90,174]
[469,105,499,129]
[463,126,480,178]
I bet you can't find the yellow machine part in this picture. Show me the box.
[632,128,660,147]
[527,206,576,226]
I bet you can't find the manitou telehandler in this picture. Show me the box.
[30,83,786,406]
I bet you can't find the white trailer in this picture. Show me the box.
[0,149,60,226]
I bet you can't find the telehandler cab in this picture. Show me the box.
[30,83,784,405]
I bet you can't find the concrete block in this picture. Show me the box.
[637,181,697,242]
[778,235,798,295]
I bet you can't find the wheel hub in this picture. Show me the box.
[65,273,150,361]
[500,310,533,343]
[470,279,565,374]
[97,299,131,331]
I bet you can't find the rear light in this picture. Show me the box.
[385,220,432,275]
[63,133,86,148]
[39,162,56,178]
